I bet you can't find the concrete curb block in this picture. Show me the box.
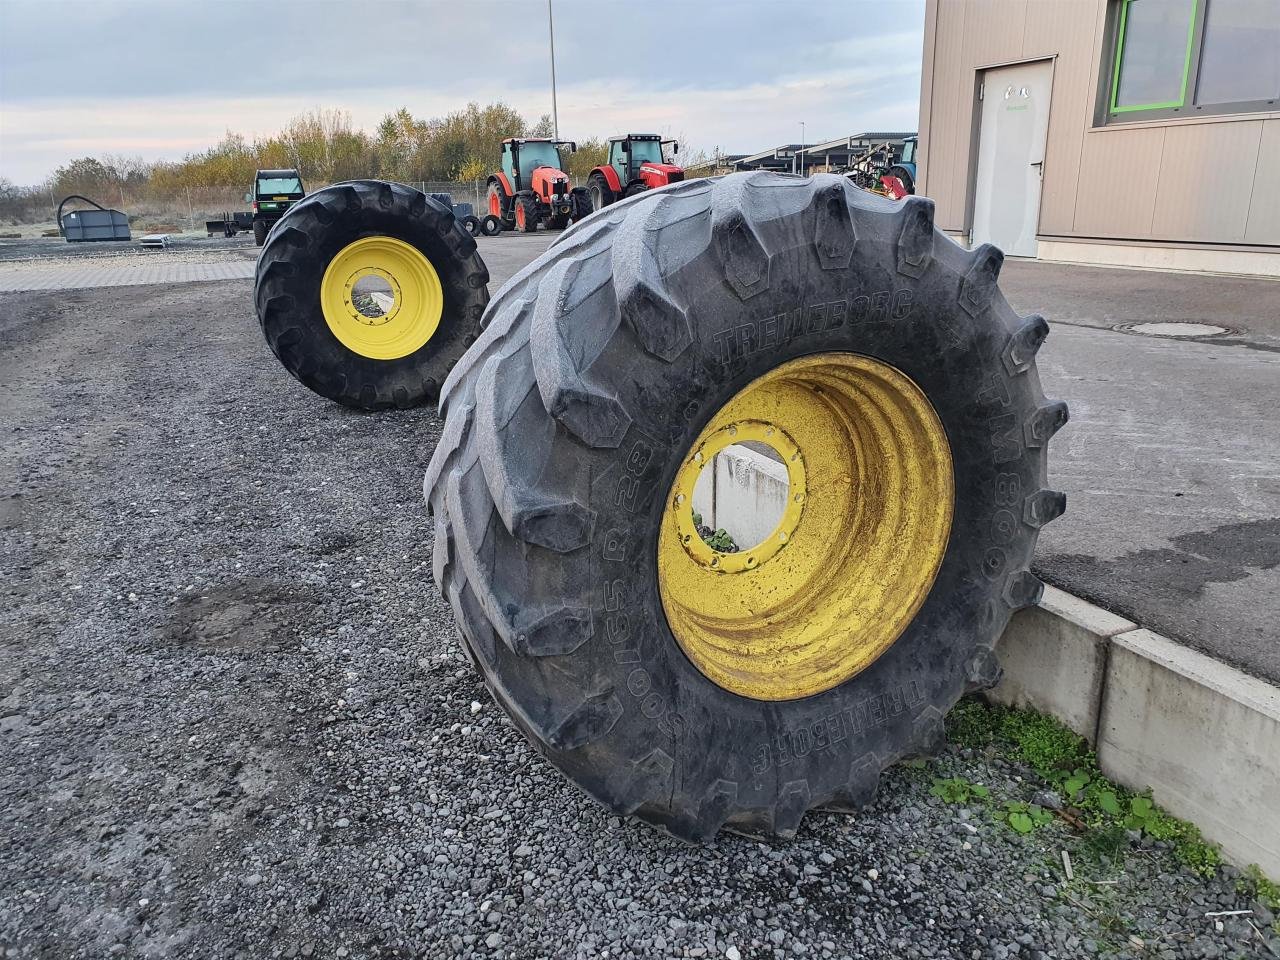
[989,585,1134,741]
[993,597,1280,876]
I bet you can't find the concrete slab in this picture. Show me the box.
[989,586,1135,741]
[1098,628,1280,876]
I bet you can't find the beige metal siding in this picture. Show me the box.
[1245,119,1280,245]
[1152,122,1263,242]
[917,0,1280,248]
[921,0,973,228]
[1073,126,1165,237]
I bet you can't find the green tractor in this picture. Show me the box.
[253,174,1066,841]
[248,168,306,246]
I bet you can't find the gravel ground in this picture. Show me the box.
[0,234,256,264]
[1,276,1276,960]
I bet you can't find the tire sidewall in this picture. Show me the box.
[559,233,1037,816]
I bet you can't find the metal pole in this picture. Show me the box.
[799,122,805,175]
[548,0,559,139]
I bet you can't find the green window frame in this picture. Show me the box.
[1104,0,1279,122]
[1109,0,1199,113]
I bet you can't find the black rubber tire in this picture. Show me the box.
[887,166,916,195]
[480,214,503,237]
[487,182,513,229]
[254,180,490,410]
[424,172,1067,841]
[588,173,616,212]
[515,194,538,233]
[569,187,593,224]
[461,215,481,237]
[623,181,649,199]
[252,219,268,246]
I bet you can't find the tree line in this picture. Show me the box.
[0,102,617,224]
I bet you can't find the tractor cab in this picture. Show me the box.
[501,138,575,193]
[587,135,685,212]
[608,135,679,184]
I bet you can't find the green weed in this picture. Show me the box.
[943,698,1227,876]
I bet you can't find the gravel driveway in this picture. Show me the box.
[1,269,1274,959]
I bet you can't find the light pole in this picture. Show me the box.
[548,0,559,139]
[799,121,806,175]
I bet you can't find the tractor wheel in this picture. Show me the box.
[424,172,1067,841]
[252,219,268,246]
[254,180,489,410]
[514,194,538,233]
[461,214,481,237]
[588,173,616,212]
[887,166,916,195]
[623,182,649,199]
[569,187,593,224]
[480,214,503,237]
[487,182,511,226]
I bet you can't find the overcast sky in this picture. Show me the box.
[0,0,925,185]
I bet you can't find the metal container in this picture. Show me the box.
[58,195,131,242]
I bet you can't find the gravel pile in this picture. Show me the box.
[1,279,1275,959]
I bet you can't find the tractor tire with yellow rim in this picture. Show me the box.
[424,171,1068,841]
[255,180,489,409]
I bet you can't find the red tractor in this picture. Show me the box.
[586,134,684,211]
[486,138,591,233]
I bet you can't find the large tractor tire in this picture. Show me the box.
[569,187,593,224]
[514,194,538,233]
[424,172,1067,841]
[486,182,512,227]
[254,180,489,410]
[588,172,616,212]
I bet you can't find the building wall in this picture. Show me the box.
[917,0,1280,251]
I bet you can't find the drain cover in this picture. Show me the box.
[1114,321,1232,338]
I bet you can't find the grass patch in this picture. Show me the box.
[942,698,1227,877]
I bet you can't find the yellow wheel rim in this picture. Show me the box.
[657,353,954,701]
[320,236,444,360]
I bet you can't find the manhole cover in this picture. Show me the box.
[1113,321,1233,338]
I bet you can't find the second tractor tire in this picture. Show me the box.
[588,173,616,212]
[255,180,489,410]
[425,172,1067,841]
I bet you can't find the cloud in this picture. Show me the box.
[0,0,925,183]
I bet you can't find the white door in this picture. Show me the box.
[972,60,1053,258]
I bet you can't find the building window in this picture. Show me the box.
[1106,0,1279,121]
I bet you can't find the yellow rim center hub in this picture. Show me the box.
[320,236,444,360]
[669,420,807,574]
[657,353,954,701]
